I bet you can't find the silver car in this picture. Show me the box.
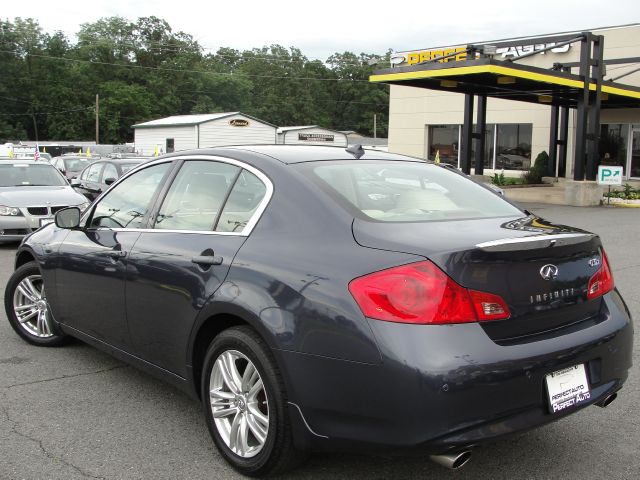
[0,160,90,243]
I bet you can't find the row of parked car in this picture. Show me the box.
[0,153,151,243]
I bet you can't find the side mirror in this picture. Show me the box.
[55,207,81,229]
[70,178,81,187]
[104,177,117,185]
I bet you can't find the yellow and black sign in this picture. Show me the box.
[229,119,250,127]
[393,47,468,66]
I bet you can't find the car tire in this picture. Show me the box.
[4,261,68,346]
[201,326,306,476]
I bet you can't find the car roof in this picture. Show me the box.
[164,145,421,165]
[84,158,144,164]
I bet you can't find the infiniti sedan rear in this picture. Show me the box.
[4,145,632,476]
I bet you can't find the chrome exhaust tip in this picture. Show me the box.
[596,392,618,408]
[429,450,472,470]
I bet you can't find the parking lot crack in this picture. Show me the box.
[0,390,107,479]
[4,364,128,389]
[614,263,640,273]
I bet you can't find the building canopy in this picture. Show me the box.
[370,57,640,109]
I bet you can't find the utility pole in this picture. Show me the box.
[373,113,377,139]
[95,94,99,144]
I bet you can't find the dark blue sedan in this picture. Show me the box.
[4,145,633,476]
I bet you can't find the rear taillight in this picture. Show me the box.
[348,260,510,325]
[587,249,614,300]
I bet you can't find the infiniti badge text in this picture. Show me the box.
[530,288,576,304]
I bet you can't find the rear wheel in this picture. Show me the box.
[201,326,305,476]
[4,261,67,346]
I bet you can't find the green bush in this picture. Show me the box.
[521,151,549,184]
[492,171,506,186]
[603,183,640,200]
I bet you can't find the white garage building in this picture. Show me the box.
[133,112,277,155]
[276,126,347,146]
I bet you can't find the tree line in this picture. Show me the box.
[0,17,391,144]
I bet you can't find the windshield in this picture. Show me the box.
[304,160,522,222]
[0,163,68,187]
[121,162,142,174]
[63,157,92,173]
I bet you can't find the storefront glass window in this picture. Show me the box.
[631,128,640,178]
[471,124,494,168]
[599,124,628,175]
[428,125,459,166]
[495,124,532,170]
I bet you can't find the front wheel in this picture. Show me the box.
[201,326,305,476]
[4,261,67,346]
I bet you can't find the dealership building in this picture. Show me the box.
[376,24,640,183]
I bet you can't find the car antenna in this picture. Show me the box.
[345,144,365,159]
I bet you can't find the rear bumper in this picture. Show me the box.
[280,290,633,453]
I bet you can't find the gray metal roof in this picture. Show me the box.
[277,126,347,136]
[133,112,277,129]
[277,125,318,133]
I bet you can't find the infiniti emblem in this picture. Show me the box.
[540,264,559,280]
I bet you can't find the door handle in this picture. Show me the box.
[191,255,223,266]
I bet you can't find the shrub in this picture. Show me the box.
[521,151,549,184]
[492,171,506,186]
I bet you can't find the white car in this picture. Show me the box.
[0,160,90,242]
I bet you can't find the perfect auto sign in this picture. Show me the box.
[391,42,571,67]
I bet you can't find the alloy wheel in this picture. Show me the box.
[209,350,270,458]
[12,274,54,338]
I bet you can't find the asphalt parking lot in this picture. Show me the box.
[1,203,639,480]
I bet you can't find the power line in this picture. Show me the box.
[74,33,390,66]
[0,48,387,83]
[0,106,93,117]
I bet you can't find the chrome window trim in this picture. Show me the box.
[82,154,273,237]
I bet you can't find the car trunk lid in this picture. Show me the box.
[352,215,605,342]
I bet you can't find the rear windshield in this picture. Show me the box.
[63,157,92,172]
[304,160,522,222]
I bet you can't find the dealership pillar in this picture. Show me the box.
[460,94,474,174]
[548,105,559,176]
[474,95,487,175]
[557,106,569,177]
[574,34,591,180]
[586,35,604,181]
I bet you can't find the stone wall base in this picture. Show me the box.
[564,181,604,206]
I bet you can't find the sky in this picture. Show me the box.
[4,0,640,61]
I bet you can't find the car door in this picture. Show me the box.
[125,158,271,376]
[79,162,104,200]
[51,161,174,351]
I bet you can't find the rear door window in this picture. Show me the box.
[216,170,267,233]
[154,160,239,231]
